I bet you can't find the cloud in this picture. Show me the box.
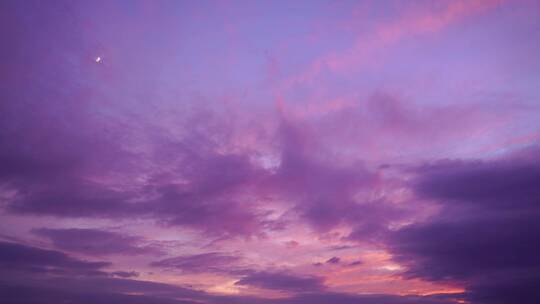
[33,228,159,256]
[234,271,325,293]
[7,181,135,218]
[0,240,458,304]
[412,156,540,210]
[111,271,139,278]
[0,242,206,303]
[0,241,110,277]
[1,101,412,242]
[0,96,269,238]
[150,252,241,274]
[268,117,405,239]
[0,280,460,304]
[143,152,267,237]
[325,257,340,264]
[0,283,197,304]
[348,260,363,266]
[0,276,207,304]
[259,292,461,304]
[389,148,540,303]
[0,72,513,246]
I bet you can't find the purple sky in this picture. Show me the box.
[1,1,540,303]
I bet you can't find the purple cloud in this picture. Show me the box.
[348,260,363,266]
[234,271,325,292]
[0,241,457,304]
[389,148,540,303]
[6,180,136,218]
[325,257,340,264]
[267,118,408,240]
[0,241,110,276]
[111,271,139,278]
[151,252,241,274]
[0,280,461,304]
[33,228,160,256]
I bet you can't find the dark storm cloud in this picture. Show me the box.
[389,148,540,303]
[33,228,160,256]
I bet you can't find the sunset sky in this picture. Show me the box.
[1,1,540,303]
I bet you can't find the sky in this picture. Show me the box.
[1,0,540,303]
